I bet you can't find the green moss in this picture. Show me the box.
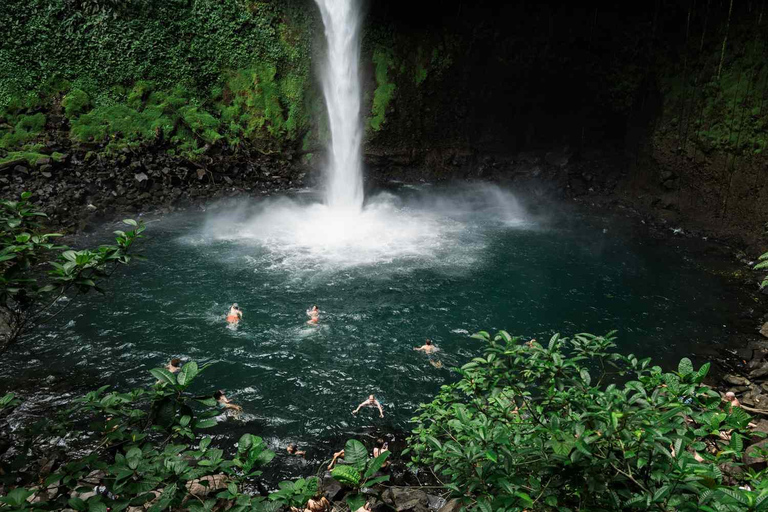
[0,150,48,166]
[0,113,46,150]
[369,48,396,132]
[62,89,90,119]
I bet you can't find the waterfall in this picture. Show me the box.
[314,0,364,212]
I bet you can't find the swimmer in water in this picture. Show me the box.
[287,443,306,457]
[213,390,242,413]
[166,358,182,374]
[226,303,242,324]
[414,339,438,354]
[307,305,319,325]
[352,394,384,418]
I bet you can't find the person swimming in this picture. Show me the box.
[213,390,242,413]
[307,305,319,325]
[287,443,306,457]
[166,358,182,374]
[414,339,438,354]
[226,303,242,323]
[352,395,384,418]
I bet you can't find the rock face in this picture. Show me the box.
[723,374,751,386]
[381,487,430,512]
[0,148,310,233]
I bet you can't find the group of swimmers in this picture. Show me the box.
[165,302,440,512]
[225,303,320,325]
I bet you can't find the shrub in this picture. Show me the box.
[0,193,145,352]
[408,330,764,511]
[0,362,280,511]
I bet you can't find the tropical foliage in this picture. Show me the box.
[0,362,283,511]
[407,330,766,511]
[0,192,144,352]
[330,439,390,511]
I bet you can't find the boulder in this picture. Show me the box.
[438,500,463,512]
[743,439,768,469]
[723,374,751,386]
[381,488,430,512]
[750,364,768,379]
[321,473,345,501]
[761,323,768,339]
[34,157,51,167]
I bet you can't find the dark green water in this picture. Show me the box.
[1,184,733,477]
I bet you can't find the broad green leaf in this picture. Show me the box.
[149,368,176,386]
[176,361,199,387]
[344,439,368,472]
[345,493,366,511]
[331,465,361,487]
[678,358,693,376]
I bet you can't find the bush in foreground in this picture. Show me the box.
[408,331,766,511]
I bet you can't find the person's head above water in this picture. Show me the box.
[425,339,432,346]
[170,358,181,368]
[376,438,385,448]
[287,443,299,454]
[232,303,239,310]
[368,394,375,402]
[213,390,226,400]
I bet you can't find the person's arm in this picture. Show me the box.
[413,346,423,351]
[225,402,242,411]
[376,401,384,418]
[352,401,366,414]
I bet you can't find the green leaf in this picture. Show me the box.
[580,368,591,386]
[470,331,490,341]
[176,361,199,387]
[346,493,366,511]
[344,439,368,472]
[362,475,389,487]
[68,497,87,511]
[150,368,176,386]
[195,418,218,429]
[88,500,108,512]
[123,219,138,226]
[331,465,361,487]
[1,488,34,506]
[364,451,390,479]
[678,358,693,376]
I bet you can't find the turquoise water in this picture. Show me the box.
[1,184,732,476]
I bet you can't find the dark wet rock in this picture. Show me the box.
[382,488,430,512]
[35,157,51,167]
[750,364,768,379]
[724,374,751,386]
[321,472,345,501]
[748,339,768,351]
[744,439,768,470]
[426,494,445,510]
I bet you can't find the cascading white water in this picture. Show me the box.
[201,1,534,269]
[314,0,364,211]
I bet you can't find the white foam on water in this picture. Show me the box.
[197,185,536,274]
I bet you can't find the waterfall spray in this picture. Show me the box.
[314,0,364,211]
